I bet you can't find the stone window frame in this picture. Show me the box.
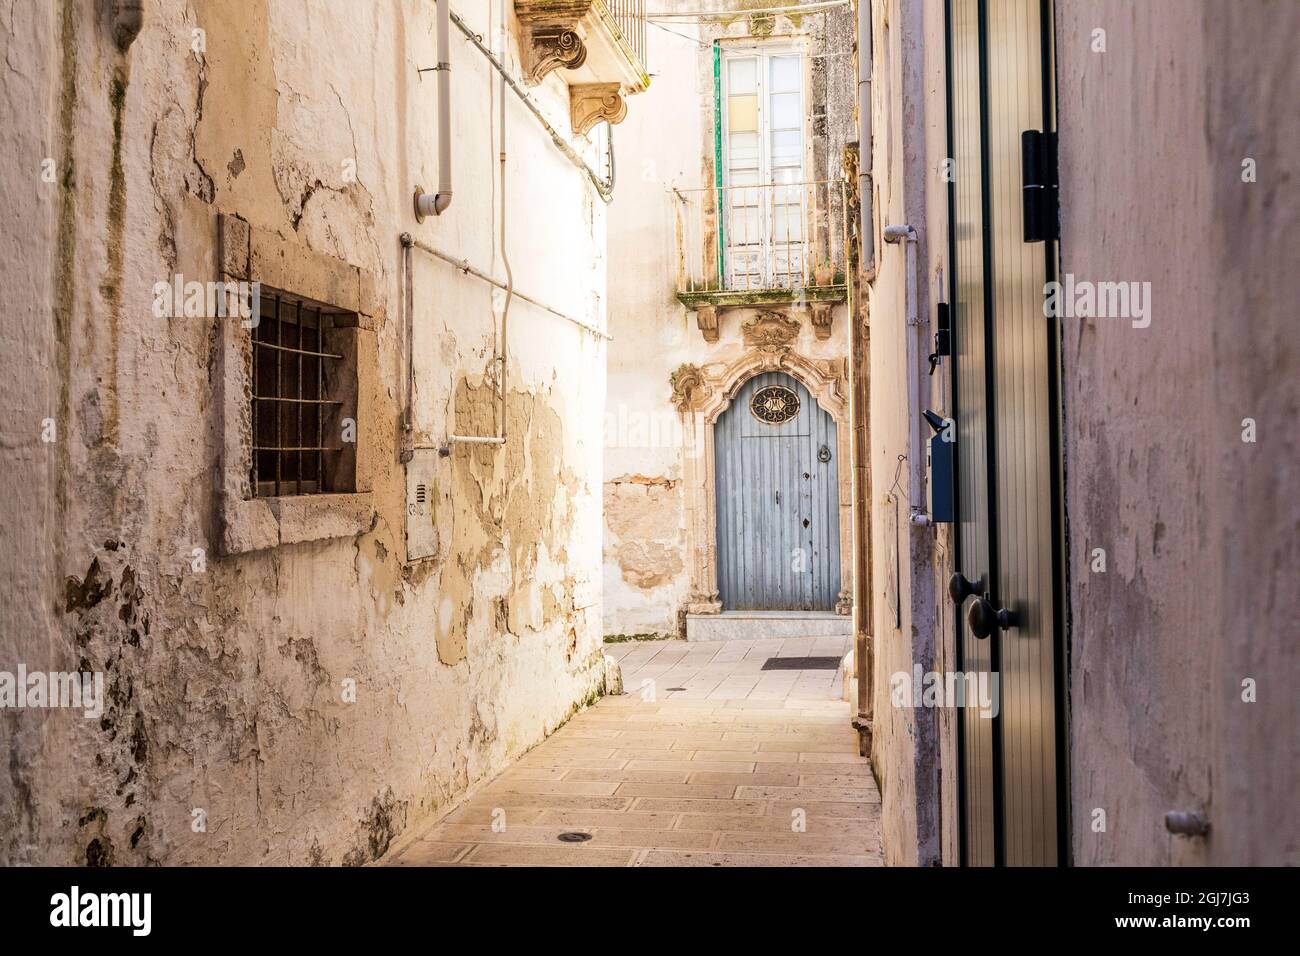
[216,213,383,555]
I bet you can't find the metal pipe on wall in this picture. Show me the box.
[495,0,514,447]
[449,9,616,202]
[857,0,875,274]
[884,224,924,511]
[851,2,879,753]
[415,0,454,219]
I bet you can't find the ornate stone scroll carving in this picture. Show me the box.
[741,311,801,352]
[669,363,711,412]
[570,83,627,135]
[523,27,588,85]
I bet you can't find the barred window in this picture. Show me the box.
[251,290,357,497]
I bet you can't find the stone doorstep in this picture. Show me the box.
[685,611,853,642]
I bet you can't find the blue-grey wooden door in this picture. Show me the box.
[715,371,840,611]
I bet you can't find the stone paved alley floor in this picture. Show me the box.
[383,637,884,866]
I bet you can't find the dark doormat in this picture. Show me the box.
[761,656,842,671]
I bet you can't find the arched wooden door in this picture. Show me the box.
[714,371,840,611]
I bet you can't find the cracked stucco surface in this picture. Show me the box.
[0,0,609,865]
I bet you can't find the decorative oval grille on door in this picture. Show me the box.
[749,384,800,425]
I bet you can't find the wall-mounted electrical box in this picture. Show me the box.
[923,410,955,524]
[405,449,440,562]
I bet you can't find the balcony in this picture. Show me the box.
[516,1,649,134]
[673,179,849,332]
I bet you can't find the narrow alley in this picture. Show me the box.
[0,0,1296,935]
[385,637,882,866]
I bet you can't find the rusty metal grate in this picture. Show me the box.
[251,291,345,497]
[761,656,842,671]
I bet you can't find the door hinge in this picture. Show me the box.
[1021,129,1059,242]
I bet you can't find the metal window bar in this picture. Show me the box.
[251,291,343,497]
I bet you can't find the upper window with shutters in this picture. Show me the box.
[673,41,848,308]
[719,45,814,292]
[722,46,806,188]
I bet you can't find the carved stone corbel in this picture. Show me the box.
[570,83,627,135]
[523,27,588,85]
[696,305,720,343]
[811,303,834,340]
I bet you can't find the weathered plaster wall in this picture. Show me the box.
[604,1,857,637]
[0,0,610,865]
[865,0,1300,867]
[1055,0,1299,865]
[602,7,701,637]
[860,0,950,867]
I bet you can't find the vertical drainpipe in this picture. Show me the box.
[414,0,453,220]
[857,0,874,272]
[496,0,512,445]
[712,41,725,288]
[853,0,875,754]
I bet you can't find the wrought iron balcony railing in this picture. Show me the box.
[603,0,646,69]
[673,178,849,304]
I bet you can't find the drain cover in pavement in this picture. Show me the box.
[761,656,842,671]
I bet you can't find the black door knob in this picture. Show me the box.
[967,596,995,639]
[967,595,1019,639]
[949,572,982,605]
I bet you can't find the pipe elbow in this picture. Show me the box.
[413,186,453,222]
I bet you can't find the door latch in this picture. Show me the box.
[1021,129,1059,242]
[929,302,951,375]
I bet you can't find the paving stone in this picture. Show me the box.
[535,809,682,830]
[769,800,883,816]
[425,823,716,851]
[718,831,883,854]
[630,797,769,814]
[563,768,691,784]
[673,813,878,834]
[387,842,473,865]
[639,849,881,867]
[615,782,739,799]
[461,793,634,811]
[686,771,801,787]
[439,805,546,826]
[483,780,622,797]
[382,637,881,867]
[627,758,756,773]
[735,785,876,802]
[461,844,637,867]
[758,738,858,753]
